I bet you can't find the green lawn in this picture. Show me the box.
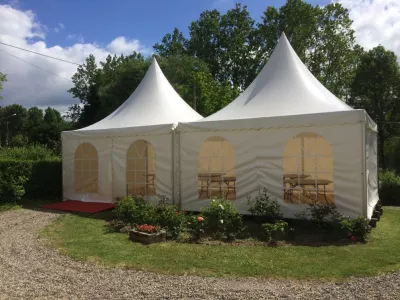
[40,208,400,280]
[0,203,21,212]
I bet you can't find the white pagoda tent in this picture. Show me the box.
[62,57,202,203]
[177,33,379,219]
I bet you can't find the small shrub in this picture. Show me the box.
[114,196,155,225]
[294,201,340,227]
[186,215,205,240]
[202,198,243,240]
[247,188,283,223]
[338,215,371,241]
[154,197,186,239]
[261,221,288,242]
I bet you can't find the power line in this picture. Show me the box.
[0,41,81,65]
[0,48,73,82]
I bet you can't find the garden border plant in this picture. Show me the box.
[111,189,372,246]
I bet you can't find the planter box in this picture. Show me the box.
[129,229,166,245]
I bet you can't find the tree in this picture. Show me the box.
[68,54,101,127]
[217,3,260,88]
[186,4,259,89]
[348,46,400,169]
[97,53,149,119]
[156,54,209,110]
[0,72,6,99]
[153,28,188,57]
[257,0,357,99]
[0,104,28,147]
[26,107,44,144]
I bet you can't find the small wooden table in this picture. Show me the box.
[198,173,226,198]
[285,178,333,204]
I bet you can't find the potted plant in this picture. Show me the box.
[129,224,166,245]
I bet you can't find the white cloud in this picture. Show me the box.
[0,4,150,112]
[53,22,65,33]
[336,0,400,58]
[106,36,148,56]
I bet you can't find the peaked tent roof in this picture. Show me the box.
[201,32,352,122]
[78,57,202,131]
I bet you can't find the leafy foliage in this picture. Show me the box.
[114,196,155,226]
[0,156,61,203]
[294,201,341,227]
[348,46,400,169]
[186,215,205,240]
[202,198,244,240]
[247,188,283,222]
[261,221,288,242]
[154,197,186,239]
[0,71,6,99]
[338,216,370,242]
[379,169,400,205]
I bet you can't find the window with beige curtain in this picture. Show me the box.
[282,132,334,205]
[198,136,236,200]
[74,143,98,193]
[126,140,156,196]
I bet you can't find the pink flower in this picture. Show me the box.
[197,216,204,222]
[175,211,179,215]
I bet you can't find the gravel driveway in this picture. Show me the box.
[0,209,399,300]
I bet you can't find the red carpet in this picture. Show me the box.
[41,200,115,213]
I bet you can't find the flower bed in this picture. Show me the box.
[112,191,372,247]
[129,224,166,244]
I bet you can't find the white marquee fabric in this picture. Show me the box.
[62,57,202,203]
[177,33,379,219]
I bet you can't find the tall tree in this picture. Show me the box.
[26,107,44,144]
[348,46,400,169]
[68,54,101,127]
[0,72,6,99]
[257,0,357,99]
[0,104,28,147]
[217,3,259,88]
[153,28,188,57]
[187,9,222,80]
[97,53,149,118]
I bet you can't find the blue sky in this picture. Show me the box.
[0,0,396,111]
[5,0,329,50]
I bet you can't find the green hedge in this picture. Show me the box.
[379,169,400,206]
[0,159,62,203]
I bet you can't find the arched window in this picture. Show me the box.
[198,136,236,200]
[126,140,156,196]
[74,143,98,193]
[283,132,334,205]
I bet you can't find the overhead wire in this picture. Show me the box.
[0,47,74,82]
[0,41,81,65]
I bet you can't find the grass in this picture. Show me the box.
[0,202,21,212]
[40,208,400,280]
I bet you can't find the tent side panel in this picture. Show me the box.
[180,131,260,212]
[179,123,364,218]
[61,134,113,202]
[112,133,173,204]
[366,123,379,219]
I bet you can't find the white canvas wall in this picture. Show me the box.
[366,116,379,218]
[62,129,175,204]
[178,123,364,218]
[62,137,113,202]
